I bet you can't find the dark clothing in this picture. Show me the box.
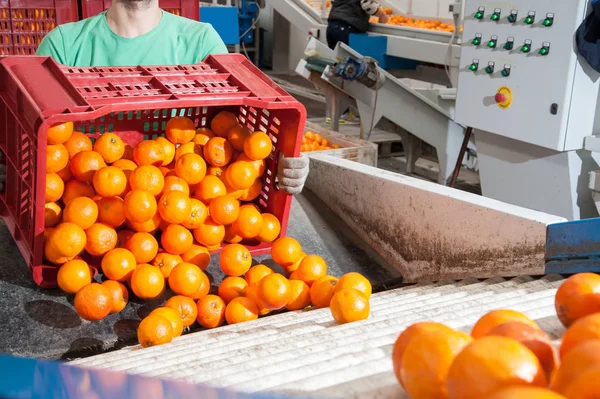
[326,20,362,49]
[328,0,371,33]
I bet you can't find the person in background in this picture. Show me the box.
[325,0,389,125]
[0,0,309,195]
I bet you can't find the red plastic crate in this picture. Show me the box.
[80,0,199,20]
[0,0,78,55]
[0,54,306,288]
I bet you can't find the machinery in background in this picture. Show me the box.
[454,0,600,220]
[298,38,467,185]
[200,0,261,65]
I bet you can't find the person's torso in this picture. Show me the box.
[57,11,215,66]
[328,0,370,32]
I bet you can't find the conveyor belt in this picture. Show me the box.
[71,274,565,398]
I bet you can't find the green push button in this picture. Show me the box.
[507,14,517,23]
[543,18,553,27]
[521,44,531,53]
[472,37,481,46]
[501,68,510,77]
[491,13,500,21]
[488,40,497,48]
[469,63,478,71]
[475,11,484,19]
[485,65,494,74]
[504,41,514,50]
[525,15,534,24]
[539,47,549,56]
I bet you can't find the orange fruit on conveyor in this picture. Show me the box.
[470,309,539,338]
[555,273,600,328]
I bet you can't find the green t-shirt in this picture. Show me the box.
[36,10,228,66]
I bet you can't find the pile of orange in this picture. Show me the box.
[391,272,600,398]
[44,115,371,348]
[300,131,339,153]
[369,11,463,33]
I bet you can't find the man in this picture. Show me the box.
[325,0,389,125]
[16,0,307,195]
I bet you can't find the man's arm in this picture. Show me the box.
[35,27,67,64]
[196,25,229,62]
[361,0,389,23]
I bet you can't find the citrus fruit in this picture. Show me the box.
[125,232,159,264]
[84,223,118,256]
[165,295,198,328]
[244,131,273,161]
[158,191,191,225]
[271,237,303,267]
[101,248,137,282]
[70,150,106,181]
[286,280,311,311]
[166,116,196,144]
[175,153,206,185]
[257,273,291,311]
[95,197,126,228]
[194,175,226,204]
[211,111,239,137]
[219,243,252,277]
[74,283,113,321]
[330,288,370,324]
[44,202,63,227]
[488,387,566,399]
[181,244,210,270]
[155,136,176,166]
[196,294,226,329]
[218,276,248,304]
[231,204,263,239]
[133,140,164,166]
[334,272,372,299]
[245,264,273,287]
[129,165,165,197]
[62,196,98,230]
[168,262,203,297]
[44,222,86,264]
[152,252,183,278]
[471,309,539,339]
[57,259,92,294]
[182,199,208,230]
[204,137,233,167]
[193,217,225,247]
[137,314,173,348]
[93,133,125,163]
[257,213,281,242]
[123,190,157,223]
[555,273,600,328]
[560,313,600,359]
[209,195,240,225]
[296,255,327,287]
[161,224,193,255]
[46,144,69,174]
[309,275,338,308]
[225,297,258,325]
[550,340,600,394]
[64,131,92,158]
[101,280,128,314]
[46,173,64,203]
[150,307,184,337]
[47,121,74,145]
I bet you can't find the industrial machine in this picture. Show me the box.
[454,0,600,220]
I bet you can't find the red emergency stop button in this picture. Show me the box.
[495,86,512,109]
[495,93,506,103]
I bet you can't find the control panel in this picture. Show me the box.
[455,0,600,151]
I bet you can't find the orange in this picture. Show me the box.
[196,294,226,329]
[44,222,87,264]
[223,177,245,200]
[155,136,176,166]
[55,163,74,182]
[101,280,128,314]
[150,306,184,337]
[392,322,456,387]
[84,223,117,256]
[245,284,271,316]
[237,153,265,177]
[96,197,126,228]
[130,264,165,300]
[162,175,190,196]
[161,224,193,255]
[563,366,600,398]
[175,153,206,185]
[63,180,95,205]
[101,248,137,282]
[112,158,137,172]
[239,178,261,201]
[188,268,211,301]
[193,127,215,146]
[446,336,547,399]
[133,140,164,166]
[244,131,273,161]
[45,173,64,203]
[158,191,191,225]
[152,252,183,278]
[228,124,251,151]
[193,217,226,247]
[166,116,196,144]
[218,276,248,304]
[70,150,106,181]
[286,280,310,311]
[93,133,125,163]
[92,166,127,197]
[310,275,338,308]
[231,204,263,239]
[47,121,74,145]
[560,313,600,359]
[57,259,92,294]
[207,166,226,178]
[271,237,303,267]
[225,297,258,324]
[330,288,370,324]
[127,212,162,233]
[181,244,210,270]
[550,340,600,393]
[488,387,566,399]
[194,175,226,204]
[211,111,239,138]
[257,273,291,311]
[165,295,198,327]
[487,321,558,380]
[296,255,327,287]
[46,144,69,174]
[471,309,539,339]
[62,197,98,230]
[334,272,372,299]
[137,314,174,348]
[129,165,165,197]
[245,264,273,287]
[125,232,159,264]
[223,224,243,244]
[220,243,252,276]
[400,329,473,399]
[209,195,240,225]
[204,137,233,167]
[174,142,202,161]
[182,199,208,230]
[168,262,204,297]
[74,283,113,321]
[257,213,281,242]
[44,202,63,227]
[555,273,600,328]
[123,190,157,223]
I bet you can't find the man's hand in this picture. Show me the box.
[277,153,309,196]
[376,9,390,24]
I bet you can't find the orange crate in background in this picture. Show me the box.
[79,0,199,20]
[0,54,306,288]
[0,0,78,55]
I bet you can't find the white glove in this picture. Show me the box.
[277,153,309,196]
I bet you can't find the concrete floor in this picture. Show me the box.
[0,190,397,360]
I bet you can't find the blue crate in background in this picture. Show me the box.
[200,5,240,45]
